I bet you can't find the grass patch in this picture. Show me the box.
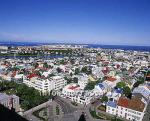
[97,112,112,120]
[97,105,106,111]
[2,88,16,95]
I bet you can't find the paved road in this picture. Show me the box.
[143,102,150,121]
[54,96,76,114]
[54,96,94,121]
[25,113,41,121]
[25,96,112,121]
[62,114,76,121]
[47,105,54,121]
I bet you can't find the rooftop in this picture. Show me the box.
[106,76,116,82]
[107,101,117,108]
[0,93,9,101]
[128,96,145,112]
[117,97,129,108]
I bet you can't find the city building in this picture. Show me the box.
[0,93,20,112]
[23,75,67,94]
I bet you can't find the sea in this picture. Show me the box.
[0,41,150,52]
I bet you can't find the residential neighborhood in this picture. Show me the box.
[0,45,150,121]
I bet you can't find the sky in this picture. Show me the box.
[0,0,150,46]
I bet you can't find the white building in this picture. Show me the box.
[106,101,117,115]
[92,66,104,79]
[0,93,20,112]
[77,74,89,89]
[133,83,150,100]
[23,75,67,94]
[106,96,147,121]
[62,83,94,105]
[94,76,121,96]
[62,83,80,98]
[71,90,93,105]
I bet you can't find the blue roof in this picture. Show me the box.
[115,88,123,94]
[106,101,117,108]
[98,83,105,90]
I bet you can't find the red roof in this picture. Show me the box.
[102,67,109,74]
[106,76,116,82]
[68,85,79,90]
[27,74,38,79]
[117,97,129,108]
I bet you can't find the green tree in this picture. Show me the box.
[75,68,80,75]
[101,96,108,103]
[81,66,92,75]
[73,77,78,83]
[60,59,65,65]
[116,82,126,89]
[123,86,131,97]
[84,81,99,90]
[43,62,49,68]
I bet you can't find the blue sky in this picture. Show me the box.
[0,0,150,46]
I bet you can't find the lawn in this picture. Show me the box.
[97,112,112,120]
[97,105,106,111]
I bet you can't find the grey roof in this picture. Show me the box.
[0,93,9,101]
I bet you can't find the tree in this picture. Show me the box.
[73,77,78,83]
[81,66,92,75]
[133,77,145,88]
[70,72,73,77]
[116,82,126,89]
[56,67,62,73]
[75,68,80,75]
[60,59,65,65]
[84,81,99,90]
[64,76,72,84]
[123,86,131,97]
[101,96,108,103]
[43,62,49,68]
